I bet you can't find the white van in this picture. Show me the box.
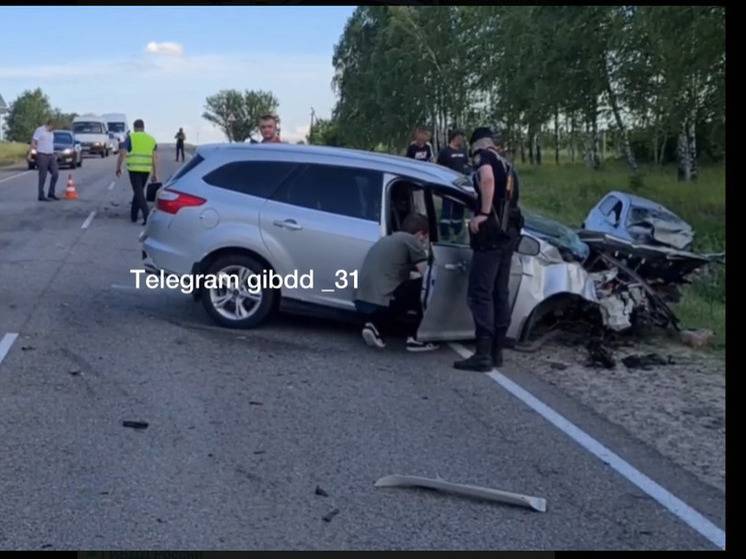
[102,113,129,153]
[72,114,110,158]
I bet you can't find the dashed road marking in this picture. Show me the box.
[81,211,97,229]
[108,180,116,190]
[0,333,19,366]
[0,171,32,184]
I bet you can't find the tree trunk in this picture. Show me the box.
[535,127,542,165]
[554,109,560,165]
[570,114,576,163]
[605,79,637,173]
[677,119,692,181]
[520,126,526,163]
[688,114,697,181]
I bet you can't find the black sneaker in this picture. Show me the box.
[47,194,60,200]
[38,196,49,201]
[362,322,385,349]
[406,337,439,352]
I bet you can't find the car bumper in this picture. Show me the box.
[81,144,106,154]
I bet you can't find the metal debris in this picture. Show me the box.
[374,474,547,513]
[322,508,340,522]
[315,485,329,497]
[122,420,149,430]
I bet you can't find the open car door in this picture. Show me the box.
[416,187,523,343]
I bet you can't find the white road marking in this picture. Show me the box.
[0,333,19,366]
[321,289,336,293]
[107,180,115,190]
[449,342,726,549]
[81,211,96,229]
[0,170,32,184]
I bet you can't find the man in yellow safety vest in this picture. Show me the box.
[116,119,158,225]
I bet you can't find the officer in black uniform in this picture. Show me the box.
[454,127,523,372]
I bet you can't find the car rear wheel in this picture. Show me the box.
[200,254,277,329]
[28,162,35,170]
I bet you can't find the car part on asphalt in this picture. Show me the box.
[322,508,340,522]
[621,353,672,369]
[122,420,149,430]
[315,486,329,497]
[586,340,616,369]
[374,474,547,513]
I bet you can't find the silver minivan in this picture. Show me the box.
[140,144,598,343]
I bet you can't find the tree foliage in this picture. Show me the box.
[202,89,279,142]
[6,88,52,143]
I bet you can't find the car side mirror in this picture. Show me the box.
[517,235,540,256]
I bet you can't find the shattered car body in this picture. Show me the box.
[583,191,694,251]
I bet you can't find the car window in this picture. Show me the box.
[54,133,73,144]
[170,154,205,183]
[431,191,473,246]
[599,195,623,225]
[271,164,382,222]
[203,160,297,199]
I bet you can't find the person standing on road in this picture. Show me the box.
[354,213,439,352]
[453,127,523,372]
[31,119,59,201]
[116,119,158,225]
[405,127,434,162]
[259,114,282,143]
[436,129,469,237]
[174,127,186,162]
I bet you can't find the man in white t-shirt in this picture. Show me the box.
[31,119,59,201]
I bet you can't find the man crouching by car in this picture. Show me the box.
[354,213,439,352]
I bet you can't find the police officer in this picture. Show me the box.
[116,119,158,225]
[453,127,523,372]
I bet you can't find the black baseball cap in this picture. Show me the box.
[470,127,493,143]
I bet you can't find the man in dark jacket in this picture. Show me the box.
[453,127,523,372]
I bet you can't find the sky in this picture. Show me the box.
[0,6,356,144]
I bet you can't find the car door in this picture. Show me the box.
[259,163,384,309]
[416,187,524,342]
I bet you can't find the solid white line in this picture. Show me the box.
[449,342,726,549]
[0,333,19,365]
[81,211,96,229]
[107,180,115,190]
[0,170,32,184]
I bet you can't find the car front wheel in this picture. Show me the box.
[200,254,277,329]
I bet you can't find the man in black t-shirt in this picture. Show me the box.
[454,127,523,373]
[436,129,469,237]
[405,127,434,162]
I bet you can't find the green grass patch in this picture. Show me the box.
[0,142,28,167]
[518,158,725,351]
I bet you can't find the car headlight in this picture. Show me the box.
[30,148,37,155]
[63,148,72,154]
[94,142,101,146]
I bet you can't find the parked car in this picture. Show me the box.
[72,114,110,158]
[27,130,82,170]
[140,144,603,343]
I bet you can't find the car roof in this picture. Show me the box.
[196,143,470,189]
[606,190,672,211]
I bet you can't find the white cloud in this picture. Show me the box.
[145,41,184,57]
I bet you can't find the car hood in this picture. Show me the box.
[75,133,107,141]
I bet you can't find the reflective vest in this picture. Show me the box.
[126,131,157,173]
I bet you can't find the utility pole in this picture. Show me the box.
[309,107,316,143]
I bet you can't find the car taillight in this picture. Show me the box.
[156,188,206,214]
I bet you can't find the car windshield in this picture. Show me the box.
[73,122,103,134]
[54,132,73,144]
[107,122,125,132]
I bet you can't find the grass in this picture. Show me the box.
[0,142,28,167]
[518,157,725,351]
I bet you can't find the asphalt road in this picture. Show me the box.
[0,146,726,550]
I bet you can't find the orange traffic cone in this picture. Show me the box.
[64,174,79,200]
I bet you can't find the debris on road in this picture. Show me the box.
[548,361,568,371]
[374,474,547,513]
[68,369,81,376]
[122,420,149,430]
[253,450,266,455]
[586,340,616,369]
[315,485,329,497]
[680,329,715,349]
[621,353,672,370]
[21,346,35,351]
[249,401,264,406]
[322,508,340,522]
